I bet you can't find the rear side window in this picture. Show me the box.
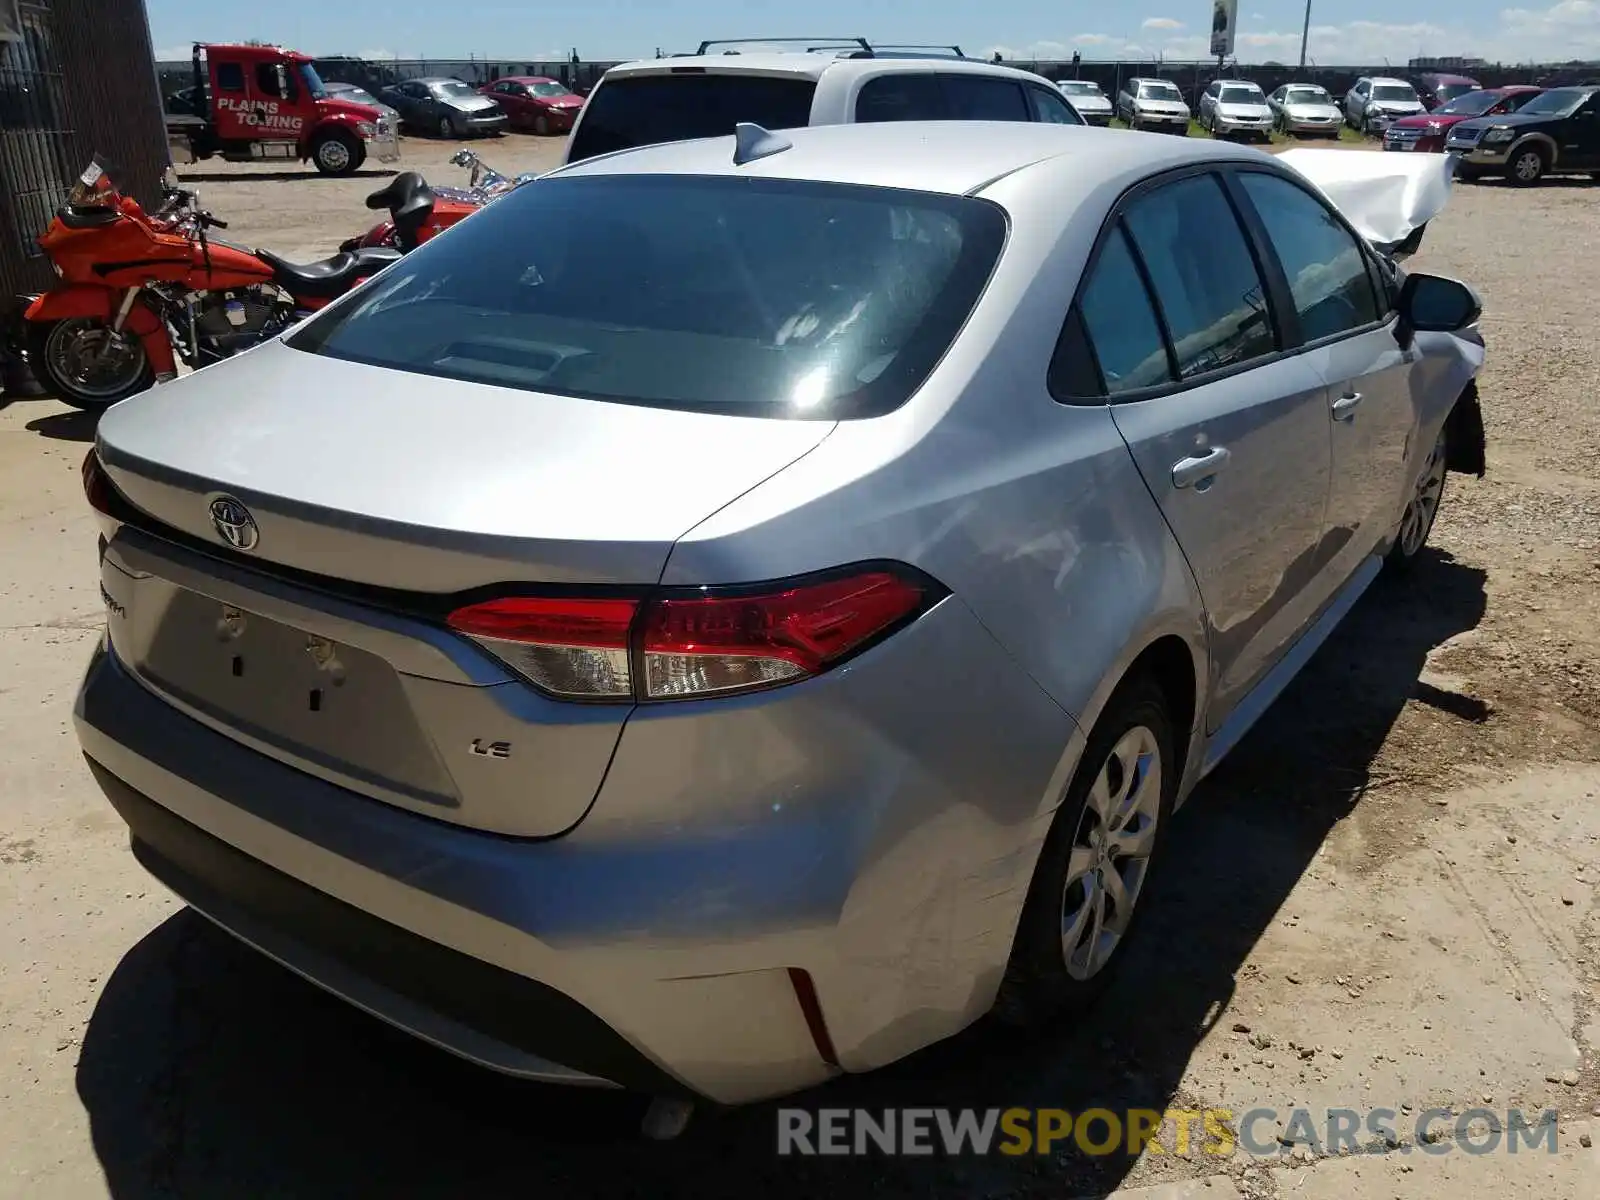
[855,73,946,122]
[1072,226,1172,395]
[215,62,244,92]
[941,75,1029,121]
[567,75,817,162]
[1121,174,1277,380]
[289,175,1007,421]
[1235,172,1379,342]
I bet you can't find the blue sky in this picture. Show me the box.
[147,0,1599,65]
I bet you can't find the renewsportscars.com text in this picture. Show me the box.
[776,1106,1563,1158]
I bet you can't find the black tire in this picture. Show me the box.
[534,114,551,136]
[437,114,457,139]
[311,129,363,176]
[1386,424,1449,573]
[27,318,155,411]
[1507,145,1547,186]
[993,675,1177,1029]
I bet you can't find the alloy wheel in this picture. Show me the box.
[1060,725,1162,981]
[44,318,148,402]
[1512,149,1544,184]
[1397,429,1448,558]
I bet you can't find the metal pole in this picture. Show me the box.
[1298,0,1311,71]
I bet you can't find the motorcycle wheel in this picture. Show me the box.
[28,318,155,411]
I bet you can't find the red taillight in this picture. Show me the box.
[83,449,115,516]
[445,567,937,704]
[641,572,927,699]
[447,595,637,700]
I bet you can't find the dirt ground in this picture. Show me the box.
[1,133,1598,1199]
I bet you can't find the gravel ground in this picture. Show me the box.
[0,136,1597,1200]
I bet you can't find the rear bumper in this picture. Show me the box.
[75,578,1077,1102]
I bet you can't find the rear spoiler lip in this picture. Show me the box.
[1276,147,1455,261]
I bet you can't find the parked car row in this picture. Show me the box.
[312,74,587,140]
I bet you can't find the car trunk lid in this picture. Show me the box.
[93,341,834,836]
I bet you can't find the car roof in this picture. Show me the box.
[1420,72,1478,83]
[552,119,1253,198]
[498,75,560,84]
[601,52,1052,87]
[1368,76,1413,87]
[411,76,466,84]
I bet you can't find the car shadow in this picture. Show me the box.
[175,169,396,184]
[25,409,98,443]
[1470,176,1598,189]
[75,548,1488,1199]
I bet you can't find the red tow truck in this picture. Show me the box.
[164,43,401,176]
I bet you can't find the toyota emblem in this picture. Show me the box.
[209,495,259,551]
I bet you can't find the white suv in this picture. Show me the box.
[563,38,1085,164]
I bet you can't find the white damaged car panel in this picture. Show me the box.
[1278,147,1454,254]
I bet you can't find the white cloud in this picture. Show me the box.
[153,45,193,61]
[1011,1,1600,62]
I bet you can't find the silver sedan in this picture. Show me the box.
[77,121,1484,1109]
[1269,82,1345,138]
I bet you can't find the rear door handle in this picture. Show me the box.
[1332,391,1363,421]
[1171,446,1231,489]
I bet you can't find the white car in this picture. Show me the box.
[1268,83,1344,139]
[562,38,1084,164]
[1344,76,1426,135]
[1198,79,1274,141]
[1056,78,1113,124]
[1117,77,1192,134]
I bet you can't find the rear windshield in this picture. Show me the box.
[568,74,817,163]
[288,174,1007,420]
[1220,85,1263,103]
[1372,84,1418,102]
[1434,83,1479,104]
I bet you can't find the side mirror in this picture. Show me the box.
[1396,272,1481,347]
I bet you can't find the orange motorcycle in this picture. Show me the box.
[23,157,430,410]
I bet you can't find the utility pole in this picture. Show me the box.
[1298,0,1312,70]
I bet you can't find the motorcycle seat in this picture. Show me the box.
[364,171,436,251]
[256,246,403,299]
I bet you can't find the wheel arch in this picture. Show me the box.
[1510,131,1558,166]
